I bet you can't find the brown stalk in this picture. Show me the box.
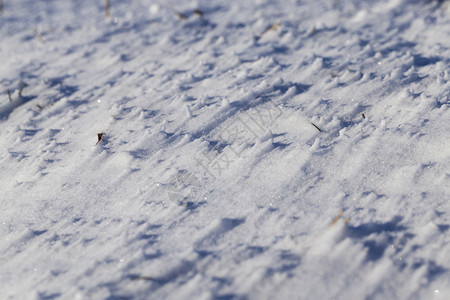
[96,133,104,145]
[105,0,110,18]
[329,210,344,227]
[311,122,322,132]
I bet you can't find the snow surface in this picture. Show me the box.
[1,0,450,299]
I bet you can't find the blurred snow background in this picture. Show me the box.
[0,0,449,299]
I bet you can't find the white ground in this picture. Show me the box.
[1,0,450,299]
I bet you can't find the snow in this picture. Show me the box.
[0,0,449,299]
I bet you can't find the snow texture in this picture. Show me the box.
[1,0,450,299]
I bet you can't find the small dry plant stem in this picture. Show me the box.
[105,0,110,18]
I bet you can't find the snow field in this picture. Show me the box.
[1,0,450,299]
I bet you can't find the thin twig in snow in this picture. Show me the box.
[329,210,344,227]
[105,0,110,18]
[96,133,104,145]
[171,6,187,20]
[194,9,204,17]
[18,83,27,97]
[311,122,322,132]
[256,21,280,41]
